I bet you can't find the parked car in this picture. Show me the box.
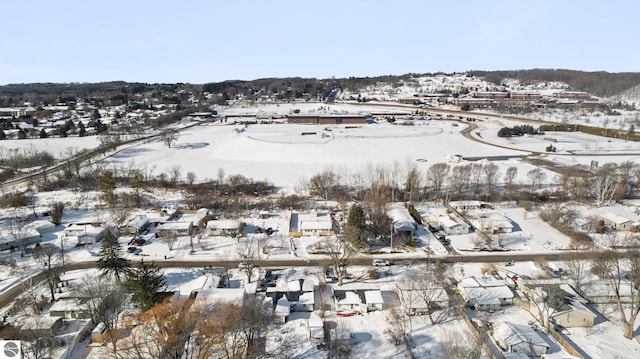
[372,259,390,266]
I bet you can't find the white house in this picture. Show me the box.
[438,216,470,235]
[395,282,449,316]
[449,200,482,211]
[28,220,56,234]
[335,291,364,313]
[0,227,42,251]
[292,292,315,312]
[388,205,417,237]
[206,219,243,236]
[364,290,384,312]
[458,276,514,311]
[65,224,106,245]
[156,221,193,236]
[471,212,514,234]
[122,215,150,235]
[296,211,333,237]
[600,212,633,231]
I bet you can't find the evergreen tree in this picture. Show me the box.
[0,130,5,140]
[126,260,166,311]
[344,203,369,247]
[100,171,117,203]
[347,203,367,230]
[78,121,86,137]
[97,230,130,283]
[39,128,48,138]
[17,128,26,139]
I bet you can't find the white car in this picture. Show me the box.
[372,259,390,266]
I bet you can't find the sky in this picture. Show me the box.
[1,1,639,85]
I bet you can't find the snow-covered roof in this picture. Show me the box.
[287,280,301,292]
[499,322,550,349]
[364,290,384,304]
[338,291,362,305]
[157,221,193,231]
[48,298,88,312]
[600,212,632,225]
[126,215,149,229]
[302,278,315,292]
[551,300,596,319]
[438,216,464,228]
[300,220,332,230]
[206,219,241,230]
[298,292,315,305]
[275,297,290,316]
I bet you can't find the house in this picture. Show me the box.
[335,291,364,313]
[494,322,550,357]
[65,224,106,245]
[600,212,633,231]
[574,218,595,233]
[388,206,417,238]
[308,312,324,345]
[0,227,42,251]
[449,200,483,211]
[364,290,384,311]
[274,297,291,324]
[156,221,193,237]
[302,278,315,292]
[291,211,333,237]
[48,298,91,319]
[550,300,596,328]
[20,316,64,337]
[396,282,449,316]
[471,212,514,234]
[28,220,56,234]
[206,219,243,236]
[122,215,150,235]
[438,216,470,235]
[291,292,315,312]
[458,276,514,311]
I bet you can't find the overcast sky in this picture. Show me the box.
[1,1,638,85]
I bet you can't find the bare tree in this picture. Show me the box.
[403,264,448,325]
[237,240,258,282]
[118,299,196,359]
[308,169,340,201]
[186,171,197,186]
[561,251,590,292]
[72,275,127,351]
[589,163,619,206]
[33,243,60,302]
[426,162,450,197]
[217,167,226,185]
[403,163,422,202]
[162,129,179,148]
[482,162,501,199]
[591,248,640,339]
[167,164,181,186]
[324,235,357,286]
[527,168,546,193]
[159,230,178,251]
[448,164,471,197]
[504,166,518,193]
[8,216,30,257]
